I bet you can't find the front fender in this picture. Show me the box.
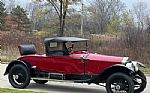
[92,64,134,83]
[4,60,31,75]
[100,64,134,75]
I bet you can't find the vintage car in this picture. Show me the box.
[4,37,147,93]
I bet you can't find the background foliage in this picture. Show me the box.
[0,0,150,66]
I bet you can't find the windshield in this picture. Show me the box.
[46,41,88,56]
[66,41,88,51]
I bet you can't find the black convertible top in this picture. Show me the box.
[44,37,88,43]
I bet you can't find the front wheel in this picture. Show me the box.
[106,73,134,93]
[8,64,30,89]
[134,70,147,93]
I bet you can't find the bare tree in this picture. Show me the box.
[35,0,81,36]
[133,1,148,31]
[90,0,125,34]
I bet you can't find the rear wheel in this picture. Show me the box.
[106,73,134,93]
[33,79,48,84]
[8,64,30,89]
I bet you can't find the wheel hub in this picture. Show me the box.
[13,75,19,79]
[115,85,121,90]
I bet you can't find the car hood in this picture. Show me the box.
[71,52,128,63]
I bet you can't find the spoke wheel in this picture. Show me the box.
[33,79,48,84]
[106,73,134,93]
[134,70,147,93]
[8,64,30,89]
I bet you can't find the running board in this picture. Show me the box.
[31,77,91,83]
[31,77,74,83]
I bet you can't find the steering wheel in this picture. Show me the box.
[67,47,73,53]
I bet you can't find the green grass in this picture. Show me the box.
[140,67,150,74]
[0,88,46,93]
[1,55,18,62]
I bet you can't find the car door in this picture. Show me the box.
[46,55,85,75]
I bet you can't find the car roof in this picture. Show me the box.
[44,37,88,43]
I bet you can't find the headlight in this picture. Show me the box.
[132,61,139,71]
[125,62,135,71]
[125,61,145,72]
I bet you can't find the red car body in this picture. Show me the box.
[4,37,147,93]
[18,52,124,75]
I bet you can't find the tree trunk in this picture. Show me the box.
[58,0,68,37]
[58,0,63,37]
[61,0,68,37]
[60,11,66,37]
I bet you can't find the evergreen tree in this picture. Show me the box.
[11,5,32,32]
[0,1,7,30]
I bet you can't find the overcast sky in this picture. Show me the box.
[123,0,150,8]
[4,0,150,9]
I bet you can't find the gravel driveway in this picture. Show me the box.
[0,63,149,93]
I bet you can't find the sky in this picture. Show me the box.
[122,0,150,9]
[3,0,150,9]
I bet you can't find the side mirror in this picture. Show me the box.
[80,56,89,63]
[80,56,84,62]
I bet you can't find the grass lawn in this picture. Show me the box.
[140,67,150,74]
[0,55,18,62]
[0,88,46,93]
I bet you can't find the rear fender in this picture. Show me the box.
[4,60,31,75]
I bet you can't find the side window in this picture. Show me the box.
[50,42,57,48]
[48,42,64,56]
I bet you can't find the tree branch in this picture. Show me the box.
[47,0,60,17]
